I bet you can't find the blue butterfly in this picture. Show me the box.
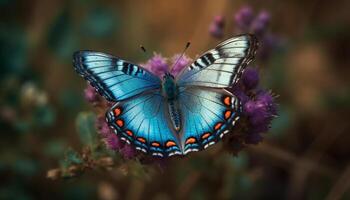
[73,34,258,157]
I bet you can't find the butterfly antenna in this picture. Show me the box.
[140,45,147,53]
[139,45,153,58]
[172,42,191,69]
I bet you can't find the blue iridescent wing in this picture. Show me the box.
[177,34,258,88]
[106,91,182,157]
[73,51,161,101]
[178,88,241,154]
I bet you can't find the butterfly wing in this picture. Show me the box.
[178,87,241,154]
[177,34,258,88]
[106,91,182,157]
[73,51,161,101]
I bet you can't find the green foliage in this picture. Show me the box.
[13,159,39,177]
[81,7,119,38]
[75,112,97,147]
[62,148,83,167]
[33,105,56,127]
[269,106,293,139]
[47,9,78,60]
[0,26,28,77]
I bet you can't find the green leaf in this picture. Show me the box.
[62,148,83,167]
[75,112,97,146]
[13,158,38,177]
[44,140,67,158]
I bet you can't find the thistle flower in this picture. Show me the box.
[226,67,277,149]
[245,132,263,144]
[210,6,279,60]
[241,67,259,90]
[142,53,191,78]
[120,144,137,159]
[95,116,112,138]
[106,133,125,151]
[143,53,168,77]
[233,6,276,60]
[209,15,225,39]
[95,116,125,151]
[84,84,100,104]
[234,7,270,35]
[170,54,192,76]
[251,11,270,36]
[95,115,138,158]
[234,6,254,30]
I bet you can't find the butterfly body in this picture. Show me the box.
[162,73,178,101]
[73,34,258,157]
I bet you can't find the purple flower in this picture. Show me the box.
[96,116,126,151]
[245,132,263,144]
[243,100,269,126]
[106,133,124,151]
[144,53,168,77]
[234,6,254,31]
[84,84,99,104]
[241,67,259,90]
[258,33,278,60]
[256,90,277,116]
[242,89,277,136]
[231,84,249,104]
[120,144,137,159]
[251,11,270,36]
[95,116,112,138]
[209,15,225,39]
[227,66,277,147]
[170,54,192,77]
[232,6,278,61]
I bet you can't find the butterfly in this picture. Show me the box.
[73,34,258,157]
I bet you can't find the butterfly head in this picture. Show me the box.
[162,73,178,100]
[163,72,175,80]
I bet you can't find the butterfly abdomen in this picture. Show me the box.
[168,100,182,132]
[161,74,182,131]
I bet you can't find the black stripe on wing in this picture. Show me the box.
[73,51,161,102]
[178,34,259,88]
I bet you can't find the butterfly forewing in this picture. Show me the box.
[177,34,258,88]
[73,51,161,102]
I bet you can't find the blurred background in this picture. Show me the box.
[1,0,350,199]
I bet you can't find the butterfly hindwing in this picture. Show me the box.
[177,34,258,88]
[106,91,182,157]
[73,51,161,101]
[178,88,241,154]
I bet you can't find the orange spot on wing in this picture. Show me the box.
[116,119,124,127]
[166,141,176,147]
[151,142,160,147]
[125,130,133,136]
[185,137,196,145]
[137,137,146,143]
[114,107,122,116]
[224,96,231,106]
[201,132,211,139]
[214,122,223,130]
[224,110,232,119]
